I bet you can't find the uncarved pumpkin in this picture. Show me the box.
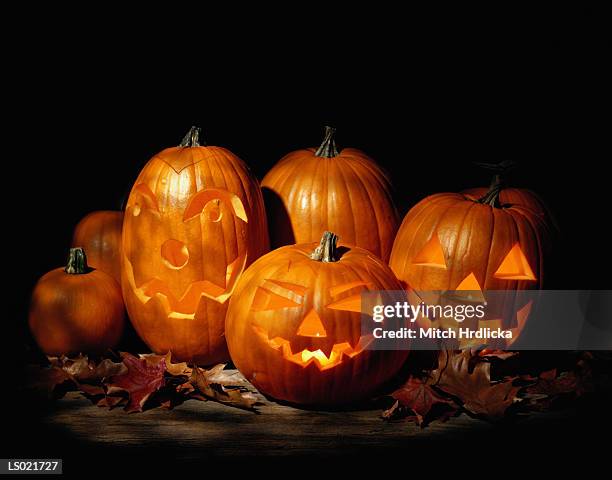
[261,126,399,261]
[121,127,269,365]
[226,231,409,406]
[72,210,123,284]
[29,248,124,355]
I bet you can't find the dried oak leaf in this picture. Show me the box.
[383,376,456,426]
[139,352,191,377]
[48,355,126,383]
[189,365,258,410]
[106,352,166,412]
[428,350,520,420]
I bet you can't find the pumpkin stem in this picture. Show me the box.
[315,126,339,158]
[310,231,338,262]
[474,160,517,208]
[477,174,503,207]
[65,247,90,274]
[180,126,205,147]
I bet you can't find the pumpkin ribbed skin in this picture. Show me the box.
[261,131,399,261]
[226,237,408,406]
[389,192,552,292]
[122,134,269,365]
[29,250,124,355]
[72,211,123,284]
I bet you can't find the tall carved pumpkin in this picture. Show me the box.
[72,210,123,284]
[389,176,554,345]
[121,127,269,364]
[261,126,399,261]
[226,231,409,406]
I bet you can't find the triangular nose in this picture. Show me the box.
[297,309,327,337]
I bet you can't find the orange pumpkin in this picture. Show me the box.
[261,126,399,261]
[389,176,554,345]
[29,248,124,355]
[121,127,269,364]
[72,210,123,284]
[226,231,409,406]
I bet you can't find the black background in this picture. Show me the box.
[4,6,611,470]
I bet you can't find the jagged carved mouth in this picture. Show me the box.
[252,325,373,371]
[123,254,247,319]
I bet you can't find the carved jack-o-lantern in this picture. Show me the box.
[389,176,553,345]
[121,127,269,364]
[226,232,409,406]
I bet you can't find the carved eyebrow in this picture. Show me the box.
[251,279,306,312]
[132,183,160,212]
[329,281,370,297]
[264,279,307,297]
[183,188,248,222]
[327,294,362,313]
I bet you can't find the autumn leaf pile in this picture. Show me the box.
[383,350,611,426]
[24,349,611,425]
[25,351,257,413]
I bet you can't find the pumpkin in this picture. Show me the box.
[261,126,399,261]
[72,210,123,284]
[226,231,409,406]
[121,127,269,365]
[29,248,124,355]
[389,175,554,346]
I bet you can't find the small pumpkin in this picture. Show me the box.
[261,126,399,261]
[389,175,554,345]
[226,231,409,406]
[121,127,269,364]
[29,248,125,355]
[72,210,123,284]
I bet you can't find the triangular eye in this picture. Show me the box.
[494,243,536,281]
[413,234,446,269]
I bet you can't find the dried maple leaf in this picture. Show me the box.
[189,365,258,410]
[428,350,520,419]
[383,376,455,425]
[107,352,166,412]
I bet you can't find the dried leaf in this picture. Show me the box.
[24,365,72,398]
[107,352,166,412]
[189,366,258,410]
[429,350,520,419]
[139,352,190,377]
[48,355,125,383]
[384,376,455,425]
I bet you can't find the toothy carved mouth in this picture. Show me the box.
[252,325,373,371]
[123,254,247,319]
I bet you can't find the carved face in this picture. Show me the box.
[250,277,374,371]
[123,183,248,317]
[408,232,537,346]
[225,241,409,405]
[121,144,269,364]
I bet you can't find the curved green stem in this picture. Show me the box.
[65,247,89,274]
[315,126,339,158]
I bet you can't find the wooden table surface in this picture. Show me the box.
[6,370,611,471]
